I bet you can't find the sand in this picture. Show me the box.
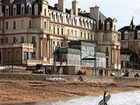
[0,80,140,103]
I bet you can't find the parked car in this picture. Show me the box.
[32,69,44,74]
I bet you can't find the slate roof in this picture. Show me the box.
[2,0,107,21]
[118,26,131,32]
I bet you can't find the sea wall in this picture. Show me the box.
[0,73,139,84]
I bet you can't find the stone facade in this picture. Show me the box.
[118,19,140,69]
[0,0,120,70]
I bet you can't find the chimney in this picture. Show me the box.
[72,0,78,15]
[90,6,99,21]
[58,0,66,13]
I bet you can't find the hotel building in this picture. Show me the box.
[0,0,121,70]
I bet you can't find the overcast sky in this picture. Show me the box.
[48,0,140,29]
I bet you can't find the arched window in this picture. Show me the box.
[5,6,9,16]
[107,22,110,31]
[21,4,25,15]
[34,4,38,15]
[13,5,17,15]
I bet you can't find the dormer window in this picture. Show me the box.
[60,14,63,23]
[28,4,32,15]
[5,6,9,16]
[124,31,128,40]
[56,13,59,22]
[66,15,69,24]
[21,4,25,15]
[34,4,38,15]
[13,5,17,15]
[107,22,110,31]
[83,20,85,27]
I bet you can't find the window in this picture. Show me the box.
[5,8,9,16]
[88,33,90,39]
[137,31,140,39]
[124,31,128,40]
[29,4,32,15]
[13,37,17,43]
[32,36,36,47]
[32,52,36,59]
[91,34,93,40]
[75,30,77,37]
[81,32,83,38]
[21,20,24,29]
[13,6,16,15]
[5,37,8,43]
[7,51,11,62]
[53,27,55,34]
[61,42,64,47]
[29,20,32,28]
[13,21,16,30]
[67,29,69,35]
[32,36,36,43]
[44,21,46,29]
[105,47,109,56]
[21,6,25,14]
[21,37,24,43]
[6,22,8,30]
[57,27,59,35]
[34,4,38,15]
[16,51,20,61]
[107,22,110,31]
[84,33,86,39]
[44,9,46,16]
[61,28,64,35]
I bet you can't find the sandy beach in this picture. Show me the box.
[0,80,140,103]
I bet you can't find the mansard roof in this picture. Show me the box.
[2,0,39,5]
[118,26,131,32]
